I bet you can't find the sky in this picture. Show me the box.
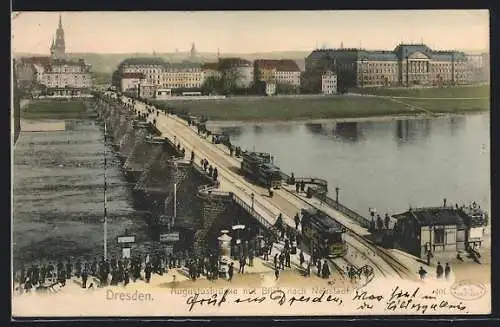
[11,10,490,54]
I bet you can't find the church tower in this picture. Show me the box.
[53,14,66,58]
[189,42,197,61]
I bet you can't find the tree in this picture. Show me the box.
[201,75,222,95]
[276,83,298,95]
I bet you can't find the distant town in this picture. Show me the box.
[14,14,489,100]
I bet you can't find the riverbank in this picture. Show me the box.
[154,85,489,122]
[21,99,91,120]
[206,111,487,128]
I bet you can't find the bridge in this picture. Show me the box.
[98,91,417,282]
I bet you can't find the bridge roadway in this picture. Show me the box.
[109,92,416,281]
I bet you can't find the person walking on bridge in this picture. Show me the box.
[294,213,300,230]
[299,251,305,268]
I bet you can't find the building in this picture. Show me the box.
[114,58,208,97]
[321,71,337,94]
[218,58,254,88]
[465,52,490,84]
[254,59,301,93]
[120,72,146,95]
[164,61,203,90]
[305,43,470,91]
[201,62,221,80]
[15,14,93,96]
[117,57,167,87]
[39,58,93,96]
[391,204,487,260]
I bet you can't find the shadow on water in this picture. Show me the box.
[333,122,363,143]
[395,119,432,145]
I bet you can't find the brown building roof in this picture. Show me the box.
[201,62,219,70]
[254,59,300,72]
[218,57,252,69]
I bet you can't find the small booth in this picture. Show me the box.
[218,230,232,277]
[117,234,136,259]
[159,231,180,257]
[231,224,246,260]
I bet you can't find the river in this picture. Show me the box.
[210,113,490,217]
[12,119,154,269]
[12,113,490,268]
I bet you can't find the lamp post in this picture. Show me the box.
[335,187,340,208]
[171,162,178,230]
[103,122,108,261]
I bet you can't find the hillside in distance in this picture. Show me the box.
[13,51,309,73]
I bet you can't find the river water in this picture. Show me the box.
[211,113,490,216]
[12,120,152,269]
[12,113,490,267]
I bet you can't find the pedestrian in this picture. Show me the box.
[228,262,234,281]
[436,262,444,279]
[317,260,322,277]
[249,251,254,267]
[81,263,89,288]
[279,252,285,270]
[322,261,331,279]
[285,251,291,268]
[145,263,152,283]
[418,266,427,280]
[294,213,300,230]
[306,261,311,277]
[444,263,451,280]
[299,251,305,267]
[273,253,278,269]
[275,267,280,280]
[239,257,246,274]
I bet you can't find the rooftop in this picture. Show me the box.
[255,59,300,72]
[120,57,167,67]
[392,206,486,228]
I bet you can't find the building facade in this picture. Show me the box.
[321,71,337,94]
[254,59,301,92]
[164,62,203,89]
[218,58,254,88]
[15,14,93,96]
[392,205,487,260]
[306,43,470,91]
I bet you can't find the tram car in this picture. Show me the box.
[300,208,348,258]
[241,151,282,189]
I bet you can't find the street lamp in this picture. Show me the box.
[335,187,340,208]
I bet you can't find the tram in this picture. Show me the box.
[301,208,348,258]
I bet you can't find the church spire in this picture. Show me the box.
[59,14,62,28]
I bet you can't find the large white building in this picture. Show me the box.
[113,58,220,97]
[15,14,93,96]
[321,71,338,94]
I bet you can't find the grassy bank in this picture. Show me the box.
[154,86,489,121]
[155,96,417,121]
[21,100,89,119]
[355,84,490,98]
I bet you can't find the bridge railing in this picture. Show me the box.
[312,189,371,229]
[230,193,279,237]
